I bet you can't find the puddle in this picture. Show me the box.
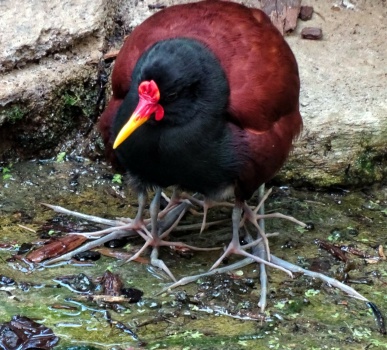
[1,158,387,349]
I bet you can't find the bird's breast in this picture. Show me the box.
[114,121,245,196]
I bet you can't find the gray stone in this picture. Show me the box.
[0,0,386,188]
[0,0,107,73]
[282,0,387,186]
[0,0,119,159]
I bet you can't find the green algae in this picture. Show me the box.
[279,125,387,188]
[0,69,100,163]
[1,104,28,124]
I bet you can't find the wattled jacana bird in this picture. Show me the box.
[98,0,304,280]
[43,0,375,315]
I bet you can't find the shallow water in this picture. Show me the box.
[1,158,387,349]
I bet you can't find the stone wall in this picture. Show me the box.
[0,0,386,187]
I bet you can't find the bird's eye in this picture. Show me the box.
[164,92,178,102]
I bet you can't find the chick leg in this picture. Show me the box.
[127,187,221,281]
[132,191,148,227]
[180,194,234,233]
[210,184,308,271]
[130,188,178,281]
[42,190,218,269]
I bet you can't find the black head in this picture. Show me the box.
[113,38,230,139]
[139,38,229,124]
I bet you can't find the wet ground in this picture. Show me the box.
[0,158,387,349]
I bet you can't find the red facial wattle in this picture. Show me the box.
[113,80,164,149]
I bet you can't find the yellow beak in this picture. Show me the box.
[113,112,149,149]
[113,80,164,149]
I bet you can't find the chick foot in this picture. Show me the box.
[125,194,220,281]
[41,190,220,276]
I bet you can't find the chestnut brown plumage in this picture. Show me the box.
[42,1,377,317]
[99,0,302,279]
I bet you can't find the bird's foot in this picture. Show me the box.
[128,224,220,259]
[149,247,177,281]
[160,253,370,305]
[242,187,307,229]
[237,188,307,264]
[126,189,205,281]
[42,201,219,272]
[124,234,178,281]
[158,256,255,295]
[209,235,292,277]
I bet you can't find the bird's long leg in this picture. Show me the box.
[159,191,231,234]
[208,184,305,271]
[231,187,307,265]
[161,184,369,304]
[160,186,372,317]
[161,185,271,309]
[254,184,269,311]
[42,186,220,279]
[208,201,243,270]
[126,189,173,273]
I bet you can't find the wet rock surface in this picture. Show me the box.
[0,159,387,348]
